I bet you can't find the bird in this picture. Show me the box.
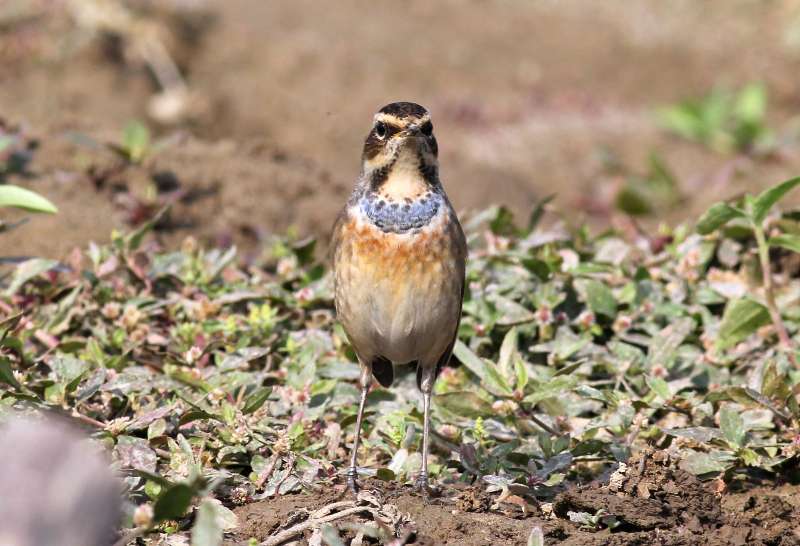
[331,101,467,494]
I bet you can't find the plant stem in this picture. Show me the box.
[752,224,799,368]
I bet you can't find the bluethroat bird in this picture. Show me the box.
[331,102,467,493]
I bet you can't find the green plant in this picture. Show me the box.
[669,403,783,478]
[615,153,683,216]
[0,130,57,228]
[658,82,772,154]
[0,185,57,214]
[109,120,151,164]
[696,176,800,367]
[567,508,620,531]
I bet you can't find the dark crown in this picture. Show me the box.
[378,102,428,120]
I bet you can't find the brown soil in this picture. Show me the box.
[229,450,800,545]
[4,2,800,258]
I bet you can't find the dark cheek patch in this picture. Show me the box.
[363,132,383,159]
[368,157,397,191]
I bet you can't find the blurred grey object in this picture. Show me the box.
[0,416,122,546]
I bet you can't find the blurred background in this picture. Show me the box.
[3,0,800,259]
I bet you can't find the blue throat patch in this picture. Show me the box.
[359,192,442,233]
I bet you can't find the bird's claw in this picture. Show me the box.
[415,472,440,500]
[346,467,359,494]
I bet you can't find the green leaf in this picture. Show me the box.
[646,317,694,369]
[0,135,13,153]
[435,391,493,419]
[0,184,57,213]
[154,483,195,522]
[647,153,679,194]
[734,82,766,123]
[717,298,770,350]
[664,427,723,443]
[191,500,223,546]
[375,467,396,481]
[125,205,170,252]
[523,376,577,406]
[615,183,652,216]
[551,327,590,361]
[122,121,150,163]
[752,177,800,224]
[719,405,745,448]
[527,195,555,233]
[679,450,735,476]
[768,233,800,253]
[646,376,671,400]
[658,104,705,142]
[242,387,272,415]
[179,409,219,427]
[761,360,790,400]
[497,327,518,385]
[4,258,59,295]
[452,341,487,380]
[51,356,89,386]
[696,202,746,234]
[739,447,760,466]
[489,206,518,236]
[131,469,174,488]
[514,358,529,393]
[116,435,158,473]
[0,357,21,390]
[575,279,617,318]
[453,341,512,396]
[489,294,536,326]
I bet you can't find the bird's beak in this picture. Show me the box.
[401,124,422,138]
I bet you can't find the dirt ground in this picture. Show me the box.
[231,450,800,545]
[4,1,800,258]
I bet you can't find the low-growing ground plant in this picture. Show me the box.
[696,176,800,366]
[1,178,800,543]
[658,82,773,154]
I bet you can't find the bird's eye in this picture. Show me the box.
[375,122,387,139]
[420,121,433,136]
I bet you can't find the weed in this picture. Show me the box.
[658,83,773,154]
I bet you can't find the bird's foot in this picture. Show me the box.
[346,467,359,495]
[415,472,440,501]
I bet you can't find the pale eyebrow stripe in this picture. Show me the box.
[373,112,431,126]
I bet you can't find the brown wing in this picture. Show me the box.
[328,206,350,268]
[417,210,467,389]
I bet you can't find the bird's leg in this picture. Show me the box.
[347,368,370,494]
[416,365,436,496]
[418,386,433,493]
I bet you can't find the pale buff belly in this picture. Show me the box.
[334,215,464,366]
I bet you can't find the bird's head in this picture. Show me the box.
[361,102,439,191]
